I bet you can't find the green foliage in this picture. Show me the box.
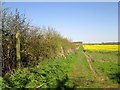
[2,50,79,88]
[0,76,10,89]
[108,65,120,84]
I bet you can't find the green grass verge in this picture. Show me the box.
[1,50,80,89]
[69,46,99,88]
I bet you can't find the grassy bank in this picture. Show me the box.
[1,49,81,89]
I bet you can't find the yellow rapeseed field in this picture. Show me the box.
[83,44,120,51]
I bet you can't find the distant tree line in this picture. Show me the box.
[83,42,120,45]
[1,8,76,75]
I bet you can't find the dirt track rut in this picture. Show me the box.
[83,51,101,81]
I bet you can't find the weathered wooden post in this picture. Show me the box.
[16,32,21,68]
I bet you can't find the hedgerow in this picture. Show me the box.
[2,8,76,75]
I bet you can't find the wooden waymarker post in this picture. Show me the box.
[16,32,21,68]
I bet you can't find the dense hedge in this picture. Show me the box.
[2,8,76,75]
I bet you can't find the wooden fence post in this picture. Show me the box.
[16,32,21,68]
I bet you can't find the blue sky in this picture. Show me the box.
[4,2,118,43]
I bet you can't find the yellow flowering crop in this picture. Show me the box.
[83,44,120,51]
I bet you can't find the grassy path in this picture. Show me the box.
[68,47,99,88]
[68,47,118,88]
